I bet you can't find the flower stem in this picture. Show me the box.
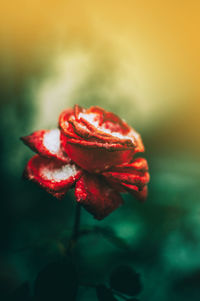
[67,204,81,254]
[73,203,81,241]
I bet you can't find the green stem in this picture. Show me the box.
[73,203,81,241]
[67,204,81,254]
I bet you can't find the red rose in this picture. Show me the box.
[21,105,150,220]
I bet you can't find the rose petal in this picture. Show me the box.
[103,171,150,189]
[108,158,149,172]
[103,179,127,193]
[74,104,84,119]
[120,183,139,192]
[86,106,105,125]
[61,132,134,150]
[58,107,75,134]
[128,185,148,202]
[105,181,148,202]
[131,131,145,153]
[24,155,82,199]
[102,111,130,135]
[63,137,134,172]
[102,158,150,199]
[21,129,71,163]
[75,173,123,220]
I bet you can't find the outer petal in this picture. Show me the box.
[102,158,150,201]
[75,173,123,220]
[62,135,134,172]
[24,155,82,199]
[107,158,149,172]
[128,185,148,202]
[99,110,130,135]
[21,129,71,163]
[103,170,150,189]
[58,107,74,133]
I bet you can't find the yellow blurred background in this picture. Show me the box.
[1,0,200,153]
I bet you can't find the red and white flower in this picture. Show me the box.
[21,105,150,220]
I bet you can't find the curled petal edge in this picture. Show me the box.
[23,155,82,199]
[21,129,71,163]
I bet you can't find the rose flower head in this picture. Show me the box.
[21,105,150,220]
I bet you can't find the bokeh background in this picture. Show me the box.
[1,1,200,300]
